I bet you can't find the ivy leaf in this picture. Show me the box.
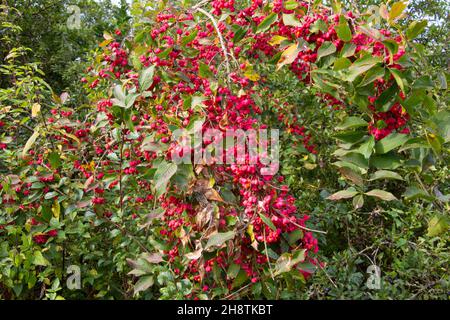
[256,13,278,33]
[205,231,236,250]
[139,65,155,92]
[154,161,178,197]
[365,189,397,201]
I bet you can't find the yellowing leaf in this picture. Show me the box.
[269,35,288,46]
[103,32,113,40]
[277,43,300,70]
[389,2,407,21]
[52,200,60,220]
[99,39,113,47]
[22,130,40,158]
[31,103,41,118]
[427,215,449,237]
[244,64,260,81]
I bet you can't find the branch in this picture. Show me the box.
[195,7,231,82]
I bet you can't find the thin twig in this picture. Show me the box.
[263,228,275,280]
[288,219,327,235]
[318,262,338,288]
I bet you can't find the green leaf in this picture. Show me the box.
[345,56,382,82]
[125,93,140,109]
[358,136,375,159]
[375,83,398,112]
[282,13,301,27]
[205,231,236,249]
[389,68,405,93]
[352,194,364,209]
[139,65,155,91]
[154,161,178,197]
[375,132,409,154]
[334,57,352,70]
[335,15,352,42]
[283,0,299,10]
[256,13,278,33]
[44,192,58,200]
[403,186,434,201]
[274,250,306,276]
[370,153,402,170]
[310,19,328,34]
[113,85,126,103]
[339,167,364,186]
[227,263,240,279]
[317,42,336,60]
[259,213,276,231]
[407,20,427,40]
[369,170,404,181]
[198,62,213,78]
[327,188,359,200]
[134,276,154,295]
[336,117,368,130]
[358,66,385,87]
[365,189,397,201]
[427,215,449,237]
[48,152,61,169]
[430,110,450,143]
[33,251,49,266]
[340,43,356,57]
[181,29,198,46]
